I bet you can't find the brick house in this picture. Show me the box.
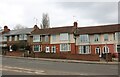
[1,22,120,60]
[31,22,120,58]
[30,22,77,54]
[2,27,33,51]
[76,24,120,58]
[1,26,10,51]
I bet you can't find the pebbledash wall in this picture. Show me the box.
[1,22,120,59]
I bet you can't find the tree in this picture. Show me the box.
[13,24,27,30]
[41,13,50,29]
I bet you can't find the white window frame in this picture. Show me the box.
[33,35,42,42]
[60,43,70,51]
[94,34,100,42]
[19,35,22,40]
[14,36,17,41]
[24,35,27,40]
[52,35,56,42]
[19,34,27,40]
[9,36,12,41]
[33,45,40,52]
[51,46,56,53]
[3,36,7,41]
[79,34,89,43]
[103,46,109,53]
[79,45,90,54]
[45,46,50,53]
[60,33,69,41]
[45,35,49,42]
[104,34,109,41]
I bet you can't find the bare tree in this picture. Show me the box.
[13,24,27,30]
[41,13,50,29]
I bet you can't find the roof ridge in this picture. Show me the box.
[78,24,119,29]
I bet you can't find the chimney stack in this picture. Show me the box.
[33,25,39,31]
[73,22,78,28]
[3,26,10,33]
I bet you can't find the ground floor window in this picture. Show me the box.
[60,44,70,51]
[51,46,56,53]
[116,45,120,53]
[79,45,90,54]
[33,45,42,52]
[45,46,50,53]
[103,46,109,53]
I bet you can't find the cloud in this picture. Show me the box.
[0,0,118,29]
[58,2,118,26]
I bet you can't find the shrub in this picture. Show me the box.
[11,44,18,51]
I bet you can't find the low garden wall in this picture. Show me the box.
[5,51,100,61]
[5,51,24,57]
[35,53,100,61]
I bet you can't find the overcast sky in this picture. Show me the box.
[0,0,118,29]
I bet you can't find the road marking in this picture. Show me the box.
[2,65,46,75]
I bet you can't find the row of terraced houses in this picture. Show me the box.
[1,22,120,60]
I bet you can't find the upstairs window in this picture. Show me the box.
[19,34,27,40]
[79,34,89,43]
[3,36,7,41]
[33,35,42,42]
[45,35,49,42]
[24,35,27,40]
[60,33,69,41]
[9,36,12,41]
[51,35,56,42]
[94,34,100,42]
[104,34,109,41]
[14,36,18,41]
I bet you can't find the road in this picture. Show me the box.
[1,56,119,75]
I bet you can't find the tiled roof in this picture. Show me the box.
[77,24,120,34]
[31,26,75,35]
[4,28,33,36]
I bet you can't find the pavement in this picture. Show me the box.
[1,55,119,65]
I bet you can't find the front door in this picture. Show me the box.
[96,47,101,57]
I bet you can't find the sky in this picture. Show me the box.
[0,0,118,29]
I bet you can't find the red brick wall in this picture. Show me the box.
[91,44,115,54]
[34,53,100,61]
[6,51,23,57]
